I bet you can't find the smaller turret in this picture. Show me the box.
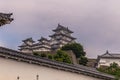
[32,37,51,52]
[19,38,34,54]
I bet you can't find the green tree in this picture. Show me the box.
[79,56,88,66]
[61,43,85,58]
[54,50,72,64]
[98,62,120,79]
[48,54,53,59]
[61,43,88,65]
[40,53,47,58]
[33,52,41,56]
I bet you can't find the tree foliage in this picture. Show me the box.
[61,43,88,65]
[79,56,88,66]
[33,52,40,56]
[61,43,85,58]
[33,50,72,64]
[48,54,53,59]
[33,52,47,58]
[98,62,120,79]
[54,50,72,64]
[40,53,47,57]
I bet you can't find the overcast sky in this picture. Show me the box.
[1,0,120,58]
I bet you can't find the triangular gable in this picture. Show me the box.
[101,51,113,57]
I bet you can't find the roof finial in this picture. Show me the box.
[67,27,68,30]
[58,23,60,26]
[41,36,43,39]
[106,50,109,54]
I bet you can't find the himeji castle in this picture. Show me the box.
[19,24,76,53]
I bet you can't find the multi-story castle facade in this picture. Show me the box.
[19,24,76,53]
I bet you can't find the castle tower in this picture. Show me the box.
[19,38,35,53]
[49,24,76,50]
[33,37,51,52]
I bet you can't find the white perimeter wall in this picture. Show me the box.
[98,58,120,67]
[0,58,102,80]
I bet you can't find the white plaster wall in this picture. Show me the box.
[0,58,102,80]
[26,41,33,45]
[98,58,120,67]
[21,49,32,54]
[34,48,50,52]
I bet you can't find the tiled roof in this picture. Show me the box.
[32,45,51,49]
[33,42,51,47]
[0,47,115,80]
[99,51,120,59]
[22,37,35,43]
[52,24,73,33]
[38,37,49,42]
[49,33,76,40]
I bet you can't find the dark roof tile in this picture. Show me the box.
[52,24,73,33]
